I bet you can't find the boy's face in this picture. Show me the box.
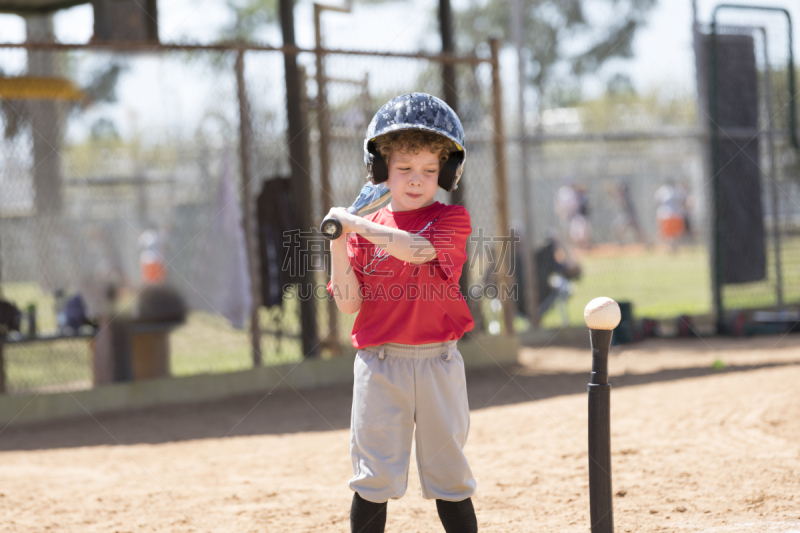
[386,147,440,212]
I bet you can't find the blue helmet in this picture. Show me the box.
[364,93,466,192]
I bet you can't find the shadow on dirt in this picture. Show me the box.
[1,359,797,451]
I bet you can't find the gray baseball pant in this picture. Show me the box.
[349,340,476,503]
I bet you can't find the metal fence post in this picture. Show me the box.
[281,0,320,358]
[440,0,484,334]
[511,0,539,328]
[490,37,516,335]
[314,3,347,356]
[0,229,4,393]
[0,340,5,394]
[709,21,724,333]
[760,27,784,309]
[236,50,263,366]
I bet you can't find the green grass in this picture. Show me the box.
[0,282,316,391]
[539,245,712,329]
[722,237,800,310]
[3,238,798,390]
[538,238,800,329]
[3,338,92,393]
[169,307,306,377]
[2,283,59,332]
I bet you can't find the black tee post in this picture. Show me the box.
[588,328,614,533]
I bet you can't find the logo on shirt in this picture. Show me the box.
[360,217,438,276]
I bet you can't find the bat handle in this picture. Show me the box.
[320,217,342,240]
[320,206,357,241]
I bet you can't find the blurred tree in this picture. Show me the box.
[221,0,404,41]
[222,0,279,41]
[0,69,25,140]
[0,63,125,142]
[81,63,124,106]
[90,117,121,141]
[606,72,636,98]
[453,0,658,112]
[577,81,696,131]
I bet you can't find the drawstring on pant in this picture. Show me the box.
[378,346,385,360]
[444,343,456,361]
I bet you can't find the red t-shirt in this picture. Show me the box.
[327,201,474,348]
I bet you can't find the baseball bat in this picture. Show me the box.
[320,182,392,240]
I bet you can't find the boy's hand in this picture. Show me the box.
[324,207,358,238]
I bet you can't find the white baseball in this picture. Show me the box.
[584,297,621,330]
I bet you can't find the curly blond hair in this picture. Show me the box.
[373,129,453,167]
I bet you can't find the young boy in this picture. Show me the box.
[325,93,478,533]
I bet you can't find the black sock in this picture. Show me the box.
[350,492,387,533]
[436,497,478,533]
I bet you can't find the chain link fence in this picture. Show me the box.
[503,14,800,332]
[704,11,800,329]
[0,40,506,394]
[509,130,711,329]
[0,43,293,393]
[3,21,799,393]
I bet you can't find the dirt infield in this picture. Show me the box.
[2,335,800,532]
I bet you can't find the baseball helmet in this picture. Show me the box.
[364,93,466,192]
